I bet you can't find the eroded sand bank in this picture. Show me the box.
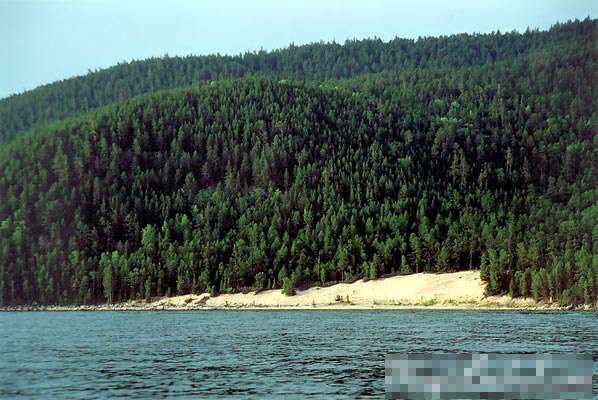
[128,270,545,310]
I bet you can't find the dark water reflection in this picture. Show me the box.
[0,310,596,398]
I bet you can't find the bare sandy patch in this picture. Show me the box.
[134,270,551,310]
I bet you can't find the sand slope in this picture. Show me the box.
[146,270,540,310]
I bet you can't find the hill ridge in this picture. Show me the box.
[0,18,594,143]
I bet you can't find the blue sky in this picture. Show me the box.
[0,0,596,99]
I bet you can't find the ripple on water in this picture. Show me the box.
[0,310,596,398]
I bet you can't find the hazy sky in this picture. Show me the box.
[0,0,596,99]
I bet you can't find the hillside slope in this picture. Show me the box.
[0,18,594,143]
[1,54,596,305]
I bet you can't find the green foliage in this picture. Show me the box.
[400,256,411,275]
[281,277,295,296]
[531,269,551,303]
[254,272,267,290]
[100,253,113,303]
[0,20,596,306]
[2,19,594,144]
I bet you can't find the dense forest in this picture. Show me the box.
[0,19,596,306]
[0,19,594,143]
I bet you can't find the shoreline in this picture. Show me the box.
[1,301,594,312]
[2,304,594,312]
[1,271,595,312]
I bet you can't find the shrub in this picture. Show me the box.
[282,277,295,296]
[254,272,266,289]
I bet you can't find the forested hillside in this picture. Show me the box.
[0,19,596,306]
[0,18,594,143]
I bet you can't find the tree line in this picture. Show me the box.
[0,18,594,143]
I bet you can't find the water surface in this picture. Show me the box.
[0,310,596,398]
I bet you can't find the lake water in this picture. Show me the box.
[0,310,596,398]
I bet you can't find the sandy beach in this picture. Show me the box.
[145,270,543,310]
[5,270,588,311]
